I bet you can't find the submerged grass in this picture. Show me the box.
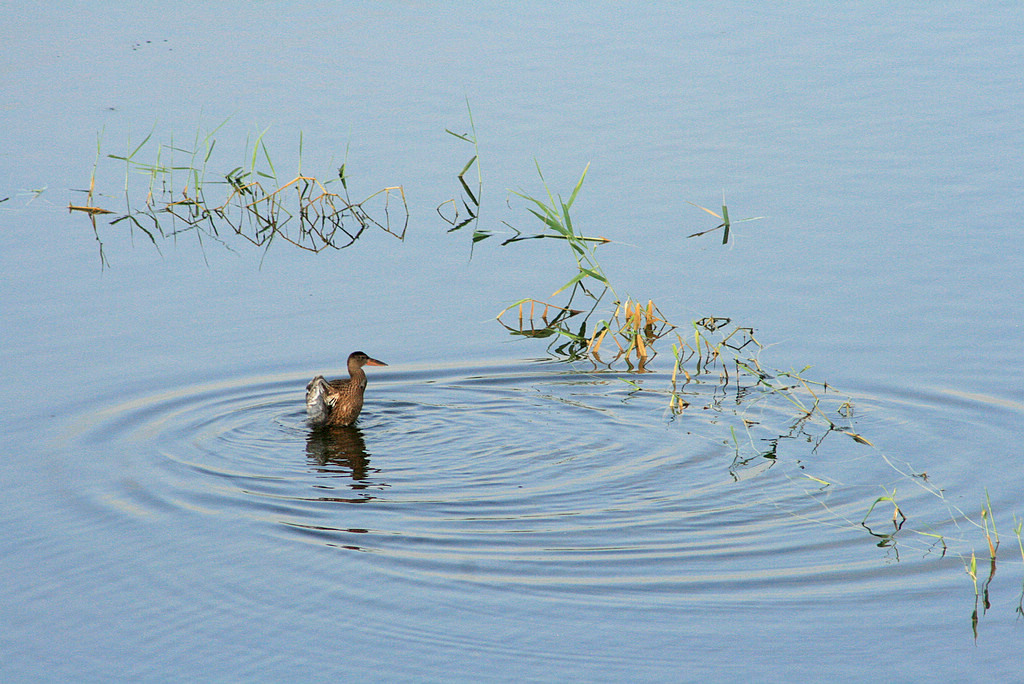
[71,122,407,265]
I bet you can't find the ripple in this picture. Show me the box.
[52,359,1024,605]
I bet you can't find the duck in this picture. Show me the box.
[306,351,388,427]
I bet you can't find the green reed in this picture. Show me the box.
[71,122,408,265]
[488,159,871,459]
[438,98,486,247]
[686,194,763,245]
[440,121,1024,619]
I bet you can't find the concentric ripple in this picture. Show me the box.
[53,359,1022,605]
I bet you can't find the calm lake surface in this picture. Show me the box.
[3,3,1022,681]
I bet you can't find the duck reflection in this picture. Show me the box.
[305,425,376,487]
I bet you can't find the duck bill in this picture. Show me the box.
[365,357,388,367]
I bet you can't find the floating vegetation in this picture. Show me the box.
[71,123,407,266]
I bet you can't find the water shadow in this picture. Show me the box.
[305,425,378,488]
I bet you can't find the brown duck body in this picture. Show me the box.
[306,351,387,427]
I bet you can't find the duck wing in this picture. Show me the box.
[305,375,337,425]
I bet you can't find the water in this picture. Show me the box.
[3,2,1023,681]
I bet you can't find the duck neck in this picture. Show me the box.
[348,363,368,388]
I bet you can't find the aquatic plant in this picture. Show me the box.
[437,98,485,247]
[59,108,1021,625]
[493,162,689,372]
[1014,517,1024,618]
[951,491,1009,637]
[439,115,1024,624]
[686,196,764,245]
[70,123,407,265]
[488,161,874,457]
[981,490,999,558]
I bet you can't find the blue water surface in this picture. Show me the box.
[2,2,1022,681]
